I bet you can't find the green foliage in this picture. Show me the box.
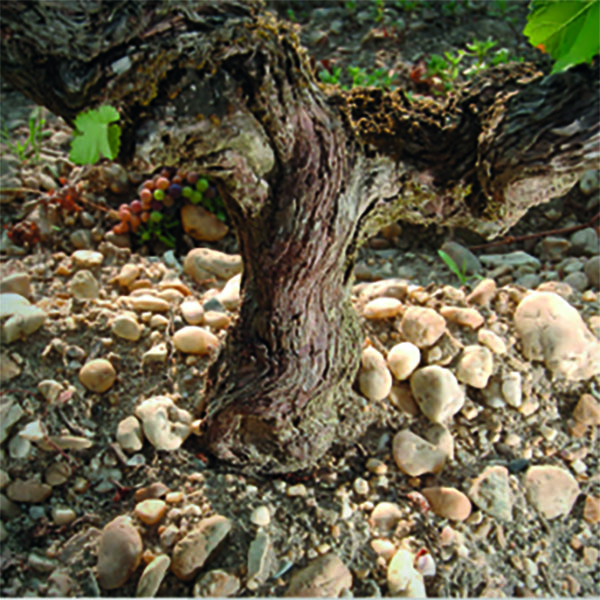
[69,105,121,165]
[524,0,599,73]
[319,65,397,90]
[437,250,483,286]
[2,107,47,164]
[137,210,179,248]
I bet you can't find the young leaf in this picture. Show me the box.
[69,105,121,165]
[524,0,599,73]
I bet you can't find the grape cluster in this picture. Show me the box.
[111,167,218,235]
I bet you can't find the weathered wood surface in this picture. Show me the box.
[2,0,598,472]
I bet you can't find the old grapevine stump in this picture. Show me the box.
[1,1,598,471]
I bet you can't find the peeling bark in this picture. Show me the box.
[1,0,598,472]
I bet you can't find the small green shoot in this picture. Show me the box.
[69,105,121,165]
[438,249,483,286]
[137,210,179,248]
[2,107,47,164]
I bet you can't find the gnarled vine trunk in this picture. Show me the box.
[1,0,598,472]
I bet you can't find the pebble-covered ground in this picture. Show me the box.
[1,1,599,598]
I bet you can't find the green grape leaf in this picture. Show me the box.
[524,0,600,73]
[69,105,121,165]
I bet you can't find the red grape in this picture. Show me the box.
[140,211,150,223]
[130,200,142,213]
[142,179,155,191]
[156,177,170,191]
[140,188,152,203]
[163,194,174,208]
[186,172,198,185]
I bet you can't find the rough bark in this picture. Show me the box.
[1,0,598,472]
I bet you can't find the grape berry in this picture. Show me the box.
[111,168,223,242]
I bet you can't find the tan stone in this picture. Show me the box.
[171,515,232,581]
[524,465,580,519]
[422,487,471,521]
[387,342,420,381]
[97,515,143,590]
[573,393,600,426]
[400,306,446,347]
[392,430,446,476]
[285,553,352,597]
[135,499,167,526]
[363,297,403,319]
[468,466,512,521]
[583,495,600,524]
[79,359,116,393]
[439,306,484,329]
[6,479,52,503]
[181,204,228,242]
[173,326,219,355]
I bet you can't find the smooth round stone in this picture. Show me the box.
[400,306,446,348]
[136,554,171,598]
[173,326,219,355]
[135,499,167,525]
[111,314,142,341]
[180,300,204,325]
[515,291,600,380]
[573,393,600,426]
[410,366,464,423]
[6,479,52,503]
[584,256,600,288]
[181,204,229,242]
[392,430,446,477]
[183,248,242,283]
[149,314,169,329]
[97,515,143,590]
[501,372,522,408]
[0,272,31,298]
[285,553,352,598]
[72,250,103,268]
[387,549,425,596]
[456,345,494,389]
[439,306,484,329]
[116,416,143,452]
[563,271,588,292]
[466,278,496,306]
[370,539,396,561]
[369,501,403,534]
[134,396,192,451]
[216,273,241,309]
[477,328,507,354]
[422,487,471,521]
[194,569,240,598]
[69,269,99,300]
[52,507,76,525]
[130,295,170,313]
[387,342,420,381]
[204,311,231,330]
[79,359,116,393]
[115,264,140,287]
[524,465,580,520]
[363,297,403,319]
[250,505,271,527]
[359,347,392,401]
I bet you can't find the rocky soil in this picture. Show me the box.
[1,1,599,598]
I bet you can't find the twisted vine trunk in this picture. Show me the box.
[1,0,598,472]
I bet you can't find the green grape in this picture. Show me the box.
[196,178,209,192]
[150,211,163,223]
[182,186,193,198]
[190,191,203,204]
[153,188,165,201]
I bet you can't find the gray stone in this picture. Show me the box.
[0,293,46,344]
[247,529,275,590]
[469,466,512,521]
[480,251,541,271]
[538,237,570,262]
[570,227,599,256]
[136,554,170,598]
[69,269,99,300]
[0,272,31,298]
[563,271,588,292]
[584,256,600,288]
[392,430,446,476]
